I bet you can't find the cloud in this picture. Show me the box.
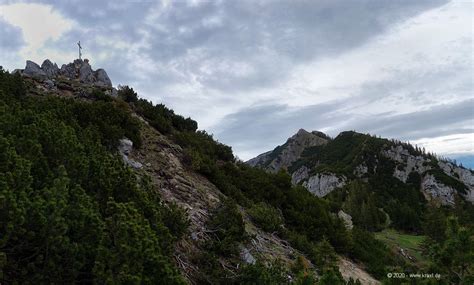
[215,98,474,160]
[0,17,24,70]
[211,0,473,159]
[411,134,474,157]
[0,0,470,161]
[0,3,74,64]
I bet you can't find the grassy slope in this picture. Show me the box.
[375,229,428,267]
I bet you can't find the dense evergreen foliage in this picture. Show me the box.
[118,85,198,134]
[2,68,472,284]
[0,69,185,284]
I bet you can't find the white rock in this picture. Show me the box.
[338,210,353,230]
[421,174,455,205]
[240,247,256,265]
[382,145,430,182]
[354,164,368,177]
[302,173,346,197]
[291,166,309,184]
[439,161,474,203]
[118,138,142,169]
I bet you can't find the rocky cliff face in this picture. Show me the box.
[302,173,346,197]
[439,161,474,203]
[382,145,431,183]
[247,129,329,173]
[382,145,474,205]
[18,58,112,88]
[291,165,346,197]
[421,174,456,205]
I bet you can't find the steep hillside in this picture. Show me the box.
[1,61,385,284]
[248,129,474,283]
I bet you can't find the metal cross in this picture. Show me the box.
[77,41,82,60]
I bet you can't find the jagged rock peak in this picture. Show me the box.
[289,128,331,142]
[20,59,112,87]
[294,128,309,136]
[246,129,329,172]
[41,59,59,78]
[23,60,47,80]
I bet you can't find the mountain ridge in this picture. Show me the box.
[247,128,330,172]
[1,59,473,284]
[247,129,474,206]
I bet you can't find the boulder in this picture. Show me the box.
[118,138,143,169]
[119,138,133,155]
[94,68,112,87]
[23,60,47,80]
[338,210,353,230]
[240,247,256,265]
[41,59,59,78]
[60,63,76,78]
[44,79,55,89]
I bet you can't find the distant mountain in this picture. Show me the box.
[247,129,474,206]
[247,129,330,172]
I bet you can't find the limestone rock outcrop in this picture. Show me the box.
[20,59,112,87]
[41,59,59,78]
[438,161,474,203]
[382,145,431,182]
[292,167,346,198]
[23,60,47,80]
[302,173,346,197]
[338,210,353,230]
[95,69,112,87]
[383,145,473,204]
[291,165,310,184]
[421,174,455,205]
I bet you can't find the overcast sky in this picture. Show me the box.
[0,0,472,165]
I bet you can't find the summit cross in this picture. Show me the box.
[77,41,82,60]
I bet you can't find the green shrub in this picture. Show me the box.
[206,199,246,257]
[162,202,190,241]
[237,260,288,285]
[349,228,395,279]
[117,85,138,103]
[248,202,283,232]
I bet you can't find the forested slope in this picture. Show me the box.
[1,66,472,284]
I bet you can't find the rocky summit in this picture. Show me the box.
[18,58,112,87]
[247,128,330,172]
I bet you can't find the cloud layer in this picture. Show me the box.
[0,0,471,162]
